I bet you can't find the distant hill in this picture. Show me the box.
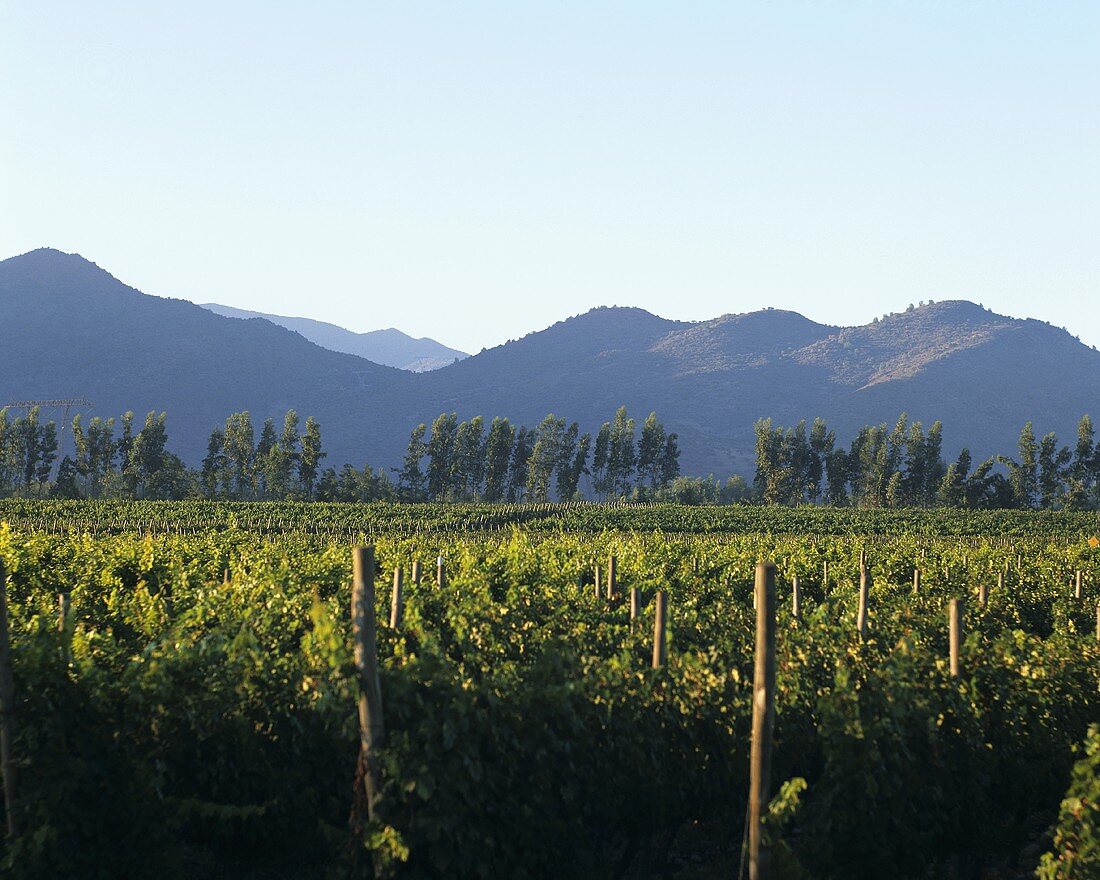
[198,303,467,372]
[0,248,417,470]
[4,247,1100,481]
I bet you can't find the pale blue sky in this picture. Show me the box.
[2,2,1097,353]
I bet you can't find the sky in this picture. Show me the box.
[2,2,1097,354]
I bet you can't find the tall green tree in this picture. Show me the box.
[299,416,325,500]
[452,416,486,499]
[557,429,591,501]
[507,427,533,502]
[129,412,169,498]
[201,427,227,499]
[223,412,256,500]
[807,418,833,502]
[590,422,612,499]
[607,406,637,498]
[483,418,514,502]
[1001,422,1039,508]
[1067,415,1096,509]
[527,414,566,502]
[637,413,667,489]
[398,424,428,501]
[426,412,458,500]
[1038,432,1072,509]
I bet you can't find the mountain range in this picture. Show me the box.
[198,303,467,372]
[3,247,1098,480]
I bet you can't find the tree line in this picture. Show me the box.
[754,414,1100,509]
[0,405,681,502]
[397,407,680,501]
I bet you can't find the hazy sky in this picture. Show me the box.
[2,3,1097,353]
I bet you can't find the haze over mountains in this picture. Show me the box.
[199,303,467,372]
[3,247,1098,480]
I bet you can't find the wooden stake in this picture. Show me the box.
[651,590,667,668]
[594,566,601,601]
[630,587,641,629]
[1096,602,1100,641]
[607,554,618,600]
[997,571,1005,594]
[791,576,801,622]
[411,560,422,586]
[822,558,829,588]
[222,568,231,585]
[436,556,445,588]
[692,556,700,575]
[748,562,777,880]
[352,547,384,821]
[978,581,988,610]
[949,599,963,678]
[0,560,18,838]
[857,566,870,640]
[58,592,72,665]
[390,567,403,629]
[912,568,921,595]
[1075,570,1083,600]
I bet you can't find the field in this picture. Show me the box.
[0,502,1098,879]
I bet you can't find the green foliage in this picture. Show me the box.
[1037,725,1100,879]
[0,505,1096,878]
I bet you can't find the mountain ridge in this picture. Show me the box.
[198,302,467,372]
[3,247,1098,481]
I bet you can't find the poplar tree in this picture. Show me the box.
[1001,422,1038,508]
[637,412,667,489]
[483,417,514,502]
[201,427,226,499]
[607,406,636,497]
[591,422,612,499]
[527,414,565,502]
[426,412,458,500]
[507,427,533,501]
[398,424,428,501]
[299,417,325,500]
[223,412,255,499]
[556,429,590,501]
[1038,432,1071,509]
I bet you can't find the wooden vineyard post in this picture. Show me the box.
[978,581,988,610]
[949,599,963,678]
[997,571,1005,594]
[748,562,777,880]
[651,590,667,668]
[791,576,801,622]
[857,567,870,641]
[436,556,445,588]
[822,559,829,590]
[912,568,921,595]
[1075,570,1083,600]
[390,568,404,629]
[58,592,72,665]
[594,566,602,601]
[1096,602,1100,642]
[607,554,618,600]
[0,560,18,838]
[630,587,641,630]
[411,560,422,586]
[692,556,700,576]
[352,547,385,822]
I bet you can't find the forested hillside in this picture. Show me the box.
[5,247,1100,480]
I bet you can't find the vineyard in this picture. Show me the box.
[0,502,1098,879]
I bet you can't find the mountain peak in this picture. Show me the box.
[1,247,120,288]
